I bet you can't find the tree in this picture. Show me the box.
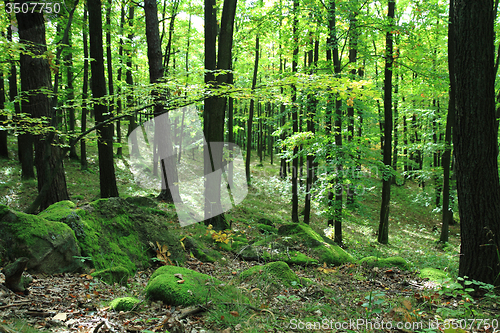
[0,69,7,158]
[291,0,299,223]
[204,0,238,230]
[81,5,89,170]
[9,22,34,179]
[88,0,119,198]
[17,5,70,211]
[245,35,259,185]
[377,0,395,245]
[451,0,500,285]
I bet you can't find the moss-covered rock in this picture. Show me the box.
[92,266,130,285]
[240,261,300,287]
[109,297,142,311]
[38,197,185,276]
[183,236,221,263]
[257,224,278,234]
[0,205,82,273]
[146,266,246,306]
[419,267,449,281]
[278,223,354,266]
[257,218,274,226]
[358,256,410,270]
[261,251,318,265]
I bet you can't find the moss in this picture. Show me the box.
[0,204,9,218]
[146,266,245,306]
[240,261,300,287]
[419,267,449,281]
[358,256,410,270]
[261,250,318,265]
[92,266,131,285]
[257,224,278,234]
[37,201,76,222]
[278,223,354,266]
[183,236,221,263]
[109,297,142,311]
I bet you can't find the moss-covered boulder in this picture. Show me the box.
[240,261,300,287]
[0,205,82,273]
[110,297,142,311]
[257,224,278,234]
[262,250,318,265]
[39,197,185,281]
[145,266,246,306]
[92,266,130,285]
[278,223,354,266]
[183,236,221,263]
[358,256,410,270]
[419,267,449,281]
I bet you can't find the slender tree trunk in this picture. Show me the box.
[66,33,78,160]
[291,0,299,223]
[9,23,34,178]
[81,6,89,170]
[126,6,139,157]
[17,6,70,210]
[116,1,126,158]
[88,0,119,198]
[245,35,259,184]
[106,0,116,156]
[392,74,399,183]
[378,0,395,245]
[451,0,500,285]
[144,0,179,202]
[0,70,7,158]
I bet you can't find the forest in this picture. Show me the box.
[0,0,499,331]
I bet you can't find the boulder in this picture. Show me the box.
[183,236,221,263]
[278,223,354,265]
[0,205,82,274]
[110,297,142,311]
[358,256,410,270]
[145,265,246,306]
[39,197,185,282]
[240,261,300,287]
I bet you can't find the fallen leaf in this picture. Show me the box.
[53,313,67,321]
[230,311,239,317]
[177,280,185,284]
[174,274,183,279]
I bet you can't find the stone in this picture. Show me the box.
[2,257,31,293]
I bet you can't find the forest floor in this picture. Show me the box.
[1,140,500,333]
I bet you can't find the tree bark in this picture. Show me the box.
[144,0,179,203]
[378,0,395,245]
[291,0,299,223]
[451,0,500,285]
[9,23,34,178]
[88,0,119,198]
[81,6,89,170]
[245,36,259,185]
[0,69,7,158]
[17,6,70,210]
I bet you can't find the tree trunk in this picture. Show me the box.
[378,0,395,245]
[203,0,237,230]
[451,0,500,285]
[291,0,299,223]
[0,70,7,158]
[144,0,179,203]
[81,6,89,170]
[9,23,34,178]
[116,1,126,158]
[66,32,78,160]
[88,0,119,198]
[245,35,259,184]
[17,7,70,211]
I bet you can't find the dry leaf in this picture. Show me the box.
[177,280,185,284]
[402,299,412,310]
[174,274,183,279]
[229,311,239,317]
[53,313,67,321]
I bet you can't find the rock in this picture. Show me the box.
[109,297,142,311]
[257,224,278,234]
[2,257,32,293]
[0,205,83,274]
[278,223,354,265]
[39,197,184,278]
[91,266,130,285]
[419,267,449,281]
[239,245,259,261]
[183,236,221,263]
[124,196,158,208]
[240,261,300,287]
[257,218,274,226]
[145,265,247,306]
[358,256,410,270]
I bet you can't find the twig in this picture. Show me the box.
[92,321,105,333]
[0,302,31,310]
